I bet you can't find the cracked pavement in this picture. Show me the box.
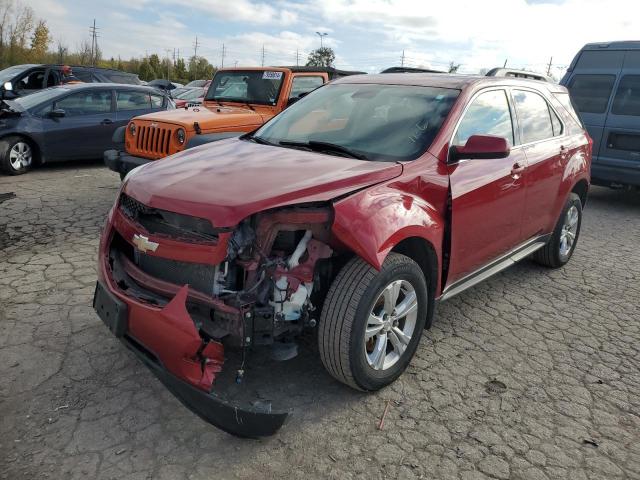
[0,161,639,480]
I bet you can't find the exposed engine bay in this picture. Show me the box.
[105,195,338,392]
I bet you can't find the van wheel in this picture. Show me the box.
[533,193,582,268]
[0,136,35,175]
[318,253,429,391]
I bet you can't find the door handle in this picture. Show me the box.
[511,162,525,175]
[101,119,113,125]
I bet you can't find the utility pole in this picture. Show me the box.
[221,43,226,68]
[193,36,200,59]
[193,36,200,79]
[261,45,265,66]
[89,19,99,66]
[295,48,300,66]
[401,50,405,67]
[503,58,508,68]
[234,60,238,67]
[315,32,328,49]
[546,56,553,76]
[165,48,172,81]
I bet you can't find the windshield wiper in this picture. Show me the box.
[279,140,367,160]
[249,135,277,146]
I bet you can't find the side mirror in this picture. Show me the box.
[450,134,510,161]
[49,108,66,118]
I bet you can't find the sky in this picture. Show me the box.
[27,0,640,77]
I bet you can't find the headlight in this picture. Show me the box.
[177,128,186,144]
[128,122,136,136]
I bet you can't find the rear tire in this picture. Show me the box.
[533,193,582,268]
[0,136,35,175]
[318,253,429,391]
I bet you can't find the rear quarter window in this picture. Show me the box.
[568,74,616,114]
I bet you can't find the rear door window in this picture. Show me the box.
[289,76,324,98]
[116,90,152,111]
[55,90,112,116]
[453,89,514,146]
[567,74,616,114]
[513,90,554,143]
[611,75,640,116]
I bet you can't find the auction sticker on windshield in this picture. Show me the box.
[263,71,283,80]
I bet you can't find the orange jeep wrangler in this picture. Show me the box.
[104,66,362,178]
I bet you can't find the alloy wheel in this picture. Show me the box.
[559,205,579,257]
[365,279,418,371]
[9,142,32,171]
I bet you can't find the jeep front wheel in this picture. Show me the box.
[318,253,429,391]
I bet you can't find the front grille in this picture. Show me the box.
[135,124,173,156]
[119,194,219,243]
[109,231,215,297]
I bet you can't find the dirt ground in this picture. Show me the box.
[1,161,638,480]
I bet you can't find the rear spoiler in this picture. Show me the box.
[486,67,550,82]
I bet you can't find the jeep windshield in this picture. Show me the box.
[205,70,284,106]
[251,83,459,162]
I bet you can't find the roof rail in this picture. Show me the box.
[381,66,446,74]
[485,67,549,82]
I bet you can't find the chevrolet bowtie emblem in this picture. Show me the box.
[132,234,159,253]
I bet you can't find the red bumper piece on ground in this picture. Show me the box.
[127,285,224,391]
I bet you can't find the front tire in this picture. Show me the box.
[318,253,429,391]
[0,136,35,175]
[533,192,582,268]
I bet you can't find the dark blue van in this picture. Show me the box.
[561,41,640,188]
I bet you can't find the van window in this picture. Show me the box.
[453,89,514,146]
[575,50,624,69]
[611,75,640,116]
[568,74,616,114]
[513,90,554,143]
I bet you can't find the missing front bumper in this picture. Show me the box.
[93,281,289,438]
[121,334,289,438]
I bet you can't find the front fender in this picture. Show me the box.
[332,186,445,279]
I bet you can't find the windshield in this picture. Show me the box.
[13,87,68,110]
[253,83,459,161]
[205,70,284,105]
[0,64,33,84]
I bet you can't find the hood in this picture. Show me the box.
[134,105,264,132]
[124,138,403,227]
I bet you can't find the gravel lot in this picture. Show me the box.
[1,162,639,480]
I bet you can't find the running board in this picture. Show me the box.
[439,235,550,302]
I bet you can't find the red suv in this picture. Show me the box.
[94,73,591,437]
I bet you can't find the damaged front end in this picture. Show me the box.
[94,193,335,437]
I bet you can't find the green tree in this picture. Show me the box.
[138,60,156,81]
[148,54,161,77]
[306,47,335,68]
[29,19,49,61]
[174,57,187,82]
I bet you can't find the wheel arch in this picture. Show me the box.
[390,236,438,329]
[0,133,42,164]
[571,178,589,207]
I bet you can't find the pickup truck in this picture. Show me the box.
[104,66,362,178]
[95,73,591,437]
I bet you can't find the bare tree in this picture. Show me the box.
[56,38,68,64]
[76,39,92,65]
